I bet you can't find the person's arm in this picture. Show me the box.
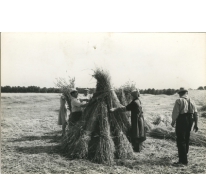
[73,99,88,108]
[80,98,88,102]
[110,102,133,112]
[193,101,199,132]
[110,105,126,112]
[171,100,180,127]
[65,101,69,109]
[193,112,198,132]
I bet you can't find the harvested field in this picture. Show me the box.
[1,91,206,174]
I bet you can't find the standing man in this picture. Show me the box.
[171,87,198,166]
[110,89,146,152]
[69,88,88,126]
[80,88,92,104]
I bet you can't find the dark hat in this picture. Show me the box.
[177,87,188,94]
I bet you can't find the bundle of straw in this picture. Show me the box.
[190,132,206,147]
[148,127,206,147]
[90,102,115,164]
[144,120,153,132]
[118,80,136,103]
[115,89,127,106]
[62,68,134,164]
[113,130,134,159]
[62,120,88,158]
[148,127,176,141]
[55,77,75,111]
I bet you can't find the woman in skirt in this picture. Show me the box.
[110,89,146,152]
[58,94,69,136]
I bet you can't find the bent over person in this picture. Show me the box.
[110,89,146,152]
[171,87,198,166]
[69,88,88,126]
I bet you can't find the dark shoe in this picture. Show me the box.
[172,162,187,167]
[172,161,181,165]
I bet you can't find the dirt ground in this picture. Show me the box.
[1,91,206,174]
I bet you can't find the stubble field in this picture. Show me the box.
[1,90,206,174]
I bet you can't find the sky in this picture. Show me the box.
[1,33,206,89]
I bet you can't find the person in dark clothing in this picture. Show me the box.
[110,89,146,152]
[171,87,198,166]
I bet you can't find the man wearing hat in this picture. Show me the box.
[80,88,92,104]
[110,89,146,152]
[171,87,198,166]
[69,88,88,126]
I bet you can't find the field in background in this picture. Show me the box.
[1,91,206,174]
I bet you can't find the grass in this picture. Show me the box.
[1,91,206,174]
[200,105,206,111]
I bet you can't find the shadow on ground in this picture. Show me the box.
[15,144,63,155]
[115,156,172,168]
[11,130,174,167]
[9,130,62,143]
[10,130,71,158]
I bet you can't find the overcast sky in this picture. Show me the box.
[1,33,205,89]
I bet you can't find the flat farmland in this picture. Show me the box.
[1,91,206,174]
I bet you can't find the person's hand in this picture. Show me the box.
[193,125,198,132]
[171,122,175,128]
[110,108,116,112]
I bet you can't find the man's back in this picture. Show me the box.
[172,95,197,121]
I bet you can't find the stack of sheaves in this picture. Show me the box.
[62,68,134,165]
[55,77,76,111]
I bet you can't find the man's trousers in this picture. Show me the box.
[175,114,193,164]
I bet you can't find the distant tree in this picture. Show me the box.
[198,86,204,90]
[140,89,144,94]
[147,88,151,94]
[171,89,176,95]
[162,89,166,95]
[22,86,27,93]
[143,89,148,94]
[47,88,55,93]
[155,90,160,95]
[165,89,171,95]
[204,86,206,90]
[40,87,47,93]
[54,88,61,93]
[151,88,155,94]
[2,86,11,92]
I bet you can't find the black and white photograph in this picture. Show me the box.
[1,32,206,174]
[1,0,206,176]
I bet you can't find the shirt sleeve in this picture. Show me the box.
[191,100,198,113]
[72,99,82,107]
[172,99,180,124]
[65,102,68,109]
[126,101,133,111]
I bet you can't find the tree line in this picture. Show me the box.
[140,88,177,95]
[1,86,96,94]
[197,86,206,90]
[1,86,205,95]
